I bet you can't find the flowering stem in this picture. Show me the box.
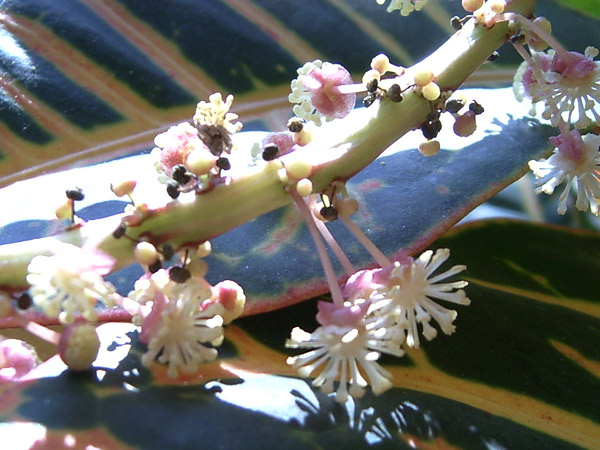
[291,192,345,306]
[0,0,539,292]
[339,216,391,268]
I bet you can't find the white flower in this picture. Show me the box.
[518,47,600,129]
[365,249,470,349]
[26,242,119,324]
[376,0,428,15]
[288,60,329,126]
[286,301,403,403]
[193,92,242,135]
[529,131,600,215]
[131,270,225,378]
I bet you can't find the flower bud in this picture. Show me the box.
[59,322,100,371]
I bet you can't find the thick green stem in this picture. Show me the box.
[0,0,537,291]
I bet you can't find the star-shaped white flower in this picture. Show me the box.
[529,131,600,215]
[364,249,470,349]
[286,300,403,403]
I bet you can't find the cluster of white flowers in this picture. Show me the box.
[193,92,243,135]
[287,248,470,402]
[129,269,245,378]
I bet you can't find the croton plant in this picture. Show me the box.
[0,0,598,448]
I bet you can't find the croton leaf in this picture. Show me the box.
[1,0,599,186]
[0,219,597,449]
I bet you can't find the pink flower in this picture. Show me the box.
[315,300,370,328]
[153,122,210,177]
[551,51,597,79]
[299,62,356,119]
[0,339,39,382]
[549,129,584,161]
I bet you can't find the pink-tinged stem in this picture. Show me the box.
[11,312,60,346]
[331,83,368,95]
[291,192,345,305]
[339,215,391,268]
[501,12,572,64]
[309,197,356,276]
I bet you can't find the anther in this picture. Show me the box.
[262,143,280,161]
[66,188,84,201]
[167,181,180,199]
[112,223,127,239]
[216,157,231,171]
[386,84,403,103]
[169,266,191,283]
[287,117,305,133]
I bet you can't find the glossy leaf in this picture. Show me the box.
[1,0,599,186]
[1,219,598,448]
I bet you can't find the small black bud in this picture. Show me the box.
[16,292,32,310]
[66,188,84,201]
[427,110,441,122]
[167,181,180,199]
[363,93,376,108]
[469,100,484,115]
[172,164,191,185]
[162,244,175,261]
[112,223,127,239]
[262,143,279,161]
[287,117,304,133]
[216,157,231,171]
[148,259,162,274]
[320,206,339,221]
[366,78,378,93]
[445,99,465,114]
[387,84,403,103]
[487,51,499,62]
[422,121,441,140]
[450,16,462,30]
[169,266,191,283]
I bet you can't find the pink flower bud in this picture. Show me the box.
[0,339,39,382]
[549,129,584,161]
[262,132,295,156]
[316,300,370,327]
[300,63,356,119]
[453,111,477,137]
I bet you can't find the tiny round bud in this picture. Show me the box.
[161,244,175,261]
[319,205,338,221]
[462,0,484,12]
[453,111,477,137]
[413,70,434,87]
[487,51,499,62]
[187,258,208,279]
[363,93,377,108]
[216,157,231,171]
[112,223,127,239]
[445,98,465,114]
[287,117,304,133]
[292,127,313,146]
[418,140,441,157]
[169,266,191,283]
[488,0,505,14]
[529,17,552,51]
[110,180,137,198]
[286,159,312,180]
[59,322,100,371]
[134,242,159,266]
[55,200,73,220]
[336,197,359,217]
[66,188,84,201]
[186,149,216,176]
[262,143,279,161]
[469,100,485,115]
[362,69,381,89]
[450,16,462,30]
[387,84,403,102]
[197,241,212,258]
[422,82,441,101]
[16,292,32,310]
[172,164,191,185]
[166,181,180,199]
[295,178,313,197]
[148,259,162,274]
[371,54,391,74]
